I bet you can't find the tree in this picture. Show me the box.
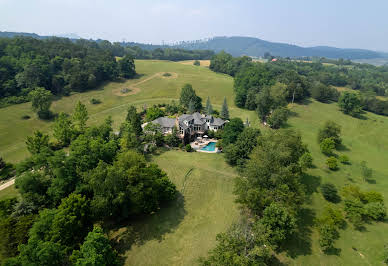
[220,97,229,120]
[235,129,307,215]
[200,219,272,266]
[318,223,339,251]
[73,101,88,131]
[71,226,119,266]
[188,100,195,114]
[318,121,342,147]
[164,127,181,147]
[261,203,296,246]
[221,118,244,145]
[338,91,362,116]
[320,138,336,156]
[267,107,289,129]
[145,106,165,122]
[299,152,313,169]
[316,205,344,251]
[326,156,338,170]
[193,60,200,66]
[321,183,340,203]
[53,112,74,146]
[205,96,213,115]
[125,105,142,136]
[50,194,91,249]
[224,127,260,167]
[179,84,202,111]
[118,55,136,78]
[83,150,176,220]
[28,87,53,119]
[26,131,50,155]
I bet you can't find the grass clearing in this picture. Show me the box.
[108,151,239,266]
[0,184,20,200]
[179,60,211,67]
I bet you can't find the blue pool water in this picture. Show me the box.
[200,142,216,152]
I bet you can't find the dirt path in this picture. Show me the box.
[0,178,15,191]
[113,72,178,96]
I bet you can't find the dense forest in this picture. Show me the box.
[0,36,214,109]
[210,51,388,118]
[0,37,134,108]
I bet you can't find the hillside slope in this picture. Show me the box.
[173,36,385,59]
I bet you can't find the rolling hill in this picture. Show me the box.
[1,31,386,60]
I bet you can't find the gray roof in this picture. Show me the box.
[192,112,205,124]
[152,117,176,128]
[210,117,226,126]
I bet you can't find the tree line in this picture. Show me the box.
[210,52,388,118]
[0,36,136,108]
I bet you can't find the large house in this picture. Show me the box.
[147,112,227,139]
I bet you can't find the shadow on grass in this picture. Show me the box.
[301,173,321,196]
[115,74,146,83]
[336,144,350,152]
[281,208,316,258]
[108,192,186,261]
[324,247,342,256]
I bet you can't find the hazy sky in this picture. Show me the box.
[1,0,388,51]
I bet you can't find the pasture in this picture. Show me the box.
[0,59,388,265]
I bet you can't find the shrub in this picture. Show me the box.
[384,244,388,264]
[90,98,101,104]
[185,144,193,152]
[364,202,386,221]
[319,223,339,251]
[326,157,338,170]
[120,88,132,94]
[317,121,342,146]
[344,200,365,229]
[320,138,335,156]
[193,60,200,66]
[299,152,313,169]
[178,143,184,149]
[21,115,31,120]
[321,183,340,203]
[338,155,350,164]
[163,72,172,77]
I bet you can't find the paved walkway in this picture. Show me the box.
[0,178,15,191]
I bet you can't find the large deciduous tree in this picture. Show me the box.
[28,87,53,119]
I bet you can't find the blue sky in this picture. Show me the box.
[1,0,388,51]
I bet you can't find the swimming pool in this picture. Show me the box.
[200,142,216,152]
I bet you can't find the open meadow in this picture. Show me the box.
[0,60,388,265]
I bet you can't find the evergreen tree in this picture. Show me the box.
[72,101,88,131]
[205,96,213,115]
[125,106,142,136]
[221,97,229,120]
[188,100,195,114]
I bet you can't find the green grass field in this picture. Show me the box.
[1,60,388,265]
[108,151,239,266]
[0,60,259,163]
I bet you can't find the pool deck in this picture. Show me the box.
[191,139,220,153]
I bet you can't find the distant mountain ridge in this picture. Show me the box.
[171,36,386,60]
[0,32,386,60]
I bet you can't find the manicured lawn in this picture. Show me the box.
[108,150,240,266]
[0,60,259,163]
